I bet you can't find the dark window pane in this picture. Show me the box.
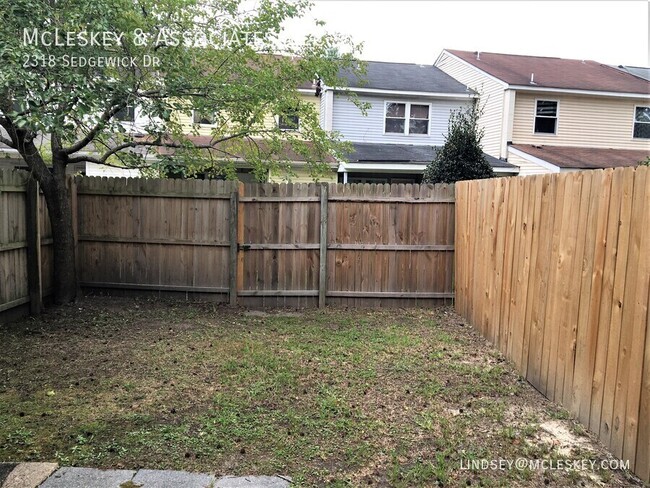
[410,104,429,119]
[633,123,650,139]
[635,106,650,123]
[385,118,405,133]
[116,105,135,122]
[536,100,557,117]
[534,117,556,134]
[193,110,216,125]
[386,103,405,118]
[278,114,299,130]
[409,119,429,134]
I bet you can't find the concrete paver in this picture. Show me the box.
[3,463,58,488]
[131,469,216,487]
[38,467,136,488]
[214,476,291,487]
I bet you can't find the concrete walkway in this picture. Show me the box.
[0,464,291,488]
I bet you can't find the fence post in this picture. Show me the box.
[26,177,42,315]
[229,187,239,306]
[319,184,328,308]
[68,176,81,295]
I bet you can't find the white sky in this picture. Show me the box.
[280,1,649,67]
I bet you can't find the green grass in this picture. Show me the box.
[0,298,641,487]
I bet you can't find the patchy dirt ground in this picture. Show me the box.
[0,298,643,487]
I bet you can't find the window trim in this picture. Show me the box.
[277,113,300,131]
[533,99,559,135]
[192,109,217,127]
[383,101,431,136]
[632,105,650,139]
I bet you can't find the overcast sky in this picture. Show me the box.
[280,1,649,67]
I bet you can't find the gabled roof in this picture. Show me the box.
[511,144,649,169]
[445,50,650,95]
[339,61,473,95]
[345,142,517,169]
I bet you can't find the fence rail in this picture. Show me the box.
[2,175,455,316]
[455,166,650,482]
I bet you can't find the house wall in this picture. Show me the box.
[331,93,471,145]
[506,150,557,176]
[435,51,506,158]
[175,93,321,136]
[512,92,650,150]
[268,165,337,183]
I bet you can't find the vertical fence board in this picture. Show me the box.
[455,167,649,484]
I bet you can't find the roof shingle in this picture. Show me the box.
[446,50,650,94]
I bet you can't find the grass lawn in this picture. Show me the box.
[0,298,642,487]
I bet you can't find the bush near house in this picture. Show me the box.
[423,104,494,184]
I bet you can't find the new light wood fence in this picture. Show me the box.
[455,166,650,482]
[1,176,454,313]
[0,170,53,321]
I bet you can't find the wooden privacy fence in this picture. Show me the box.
[55,177,453,308]
[0,170,53,319]
[455,166,650,482]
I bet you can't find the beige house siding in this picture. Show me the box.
[268,165,337,183]
[435,51,506,158]
[175,93,321,136]
[506,150,557,176]
[512,92,650,150]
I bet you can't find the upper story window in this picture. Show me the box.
[193,109,217,126]
[633,106,650,139]
[385,102,430,135]
[534,100,558,134]
[115,105,135,122]
[278,112,299,131]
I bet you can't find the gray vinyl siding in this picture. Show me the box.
[331,94,471,145]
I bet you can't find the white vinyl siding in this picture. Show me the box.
[506,150,558,176]
[513,92,650,150]
[331,94,470,145]
[435,51,506,157]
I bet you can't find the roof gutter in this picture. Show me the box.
[326,86,476,99]
[508,85,650,99]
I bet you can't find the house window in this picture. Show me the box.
[534,100,558,134]
[193,110,217,125]
[633,106,650,139]
[278,113,299,130]
[115,105,135,122]
[385,102,430,135]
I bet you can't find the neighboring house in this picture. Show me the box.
[435,50,650,175]
[320,61,519,183]
[172,84,336,183]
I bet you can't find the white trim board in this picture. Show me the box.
[508,146,561,173]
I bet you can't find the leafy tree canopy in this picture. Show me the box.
[0,0,363,304]
[423,103,495,184]
[0,0,363,180]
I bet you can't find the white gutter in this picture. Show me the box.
[508,85,650,99]
[332,87,476,99]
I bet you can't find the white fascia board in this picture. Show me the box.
[336,87,476,99]
[508,146,561,173]
[297,88,318,95]
[509,85,650,100]
[338,161,428,173]
[494,166,519,174]
[435,50,509,88]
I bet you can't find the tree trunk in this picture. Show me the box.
[41,168,77,304]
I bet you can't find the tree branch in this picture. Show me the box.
[62,100,130,155]
[68,129,274,165]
